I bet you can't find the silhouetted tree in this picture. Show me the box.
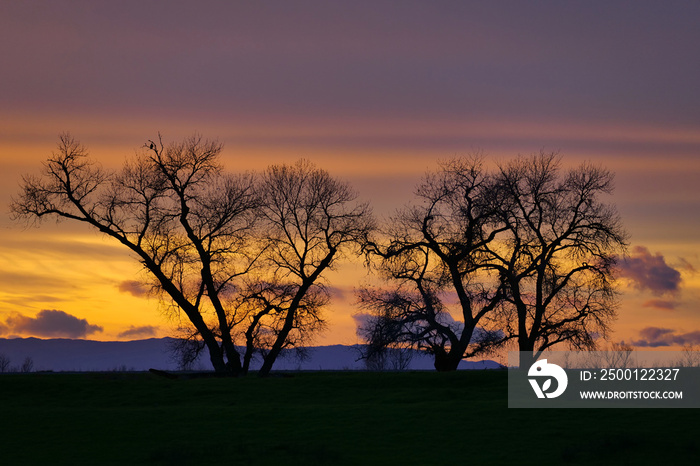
[12,135,371,375]
[169,330,207,371]
[12,134,264,374]
[252,161,373,376]
[20,356,34,373]
[0,354,10,373]
[360,157,508,371]
[232,280,327,374]
[356,337,414,371]
[487,153,628,360]
[359,153,627,370]
[677,344,700,367]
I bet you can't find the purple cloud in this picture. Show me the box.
[642,299,678,311]
[326,286,347,301]
[117,280,149,297]
[117,325,158,339]
[619,246,682,296]
[3,310,103,339]
[632,327,700,347]
[352,313,372,328]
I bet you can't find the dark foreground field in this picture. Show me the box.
[0,371,696,465]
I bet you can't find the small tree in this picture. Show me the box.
[169,330,207,371]
[0,354,10,373]
[676,344,700,368]
[20,357,34,373]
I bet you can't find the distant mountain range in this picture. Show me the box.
[0,337,503,372]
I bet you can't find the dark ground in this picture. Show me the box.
[0,371,696,465]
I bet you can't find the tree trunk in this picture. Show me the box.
[518,336,537,370]
[189,314,240,375]
[258,324,290,377]
[257,299,301,376]
[222,340,243,375]
[258,253,336,377]
[199,329,240,376]
[203,339,227,374]
[433,347,463,372]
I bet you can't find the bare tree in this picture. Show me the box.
[487,152,628,360]
[580,342,636,370]
[676,344,700,368]
[251,160,373,376]
[12,134,261,374]
[229,279,328,374]
[169,329,207,371]
[360,157,508,371]
[12,137,372,375]
[20,356,34,373]
[356,333,414,371]
[359,153,627,370]
[0,354,10,373]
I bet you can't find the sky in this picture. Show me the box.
[1,1,699,349]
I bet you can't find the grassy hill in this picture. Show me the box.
[0,371,696,465]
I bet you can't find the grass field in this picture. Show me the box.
[0,370,696,465]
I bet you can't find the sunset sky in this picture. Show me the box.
[1,1,698,349]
